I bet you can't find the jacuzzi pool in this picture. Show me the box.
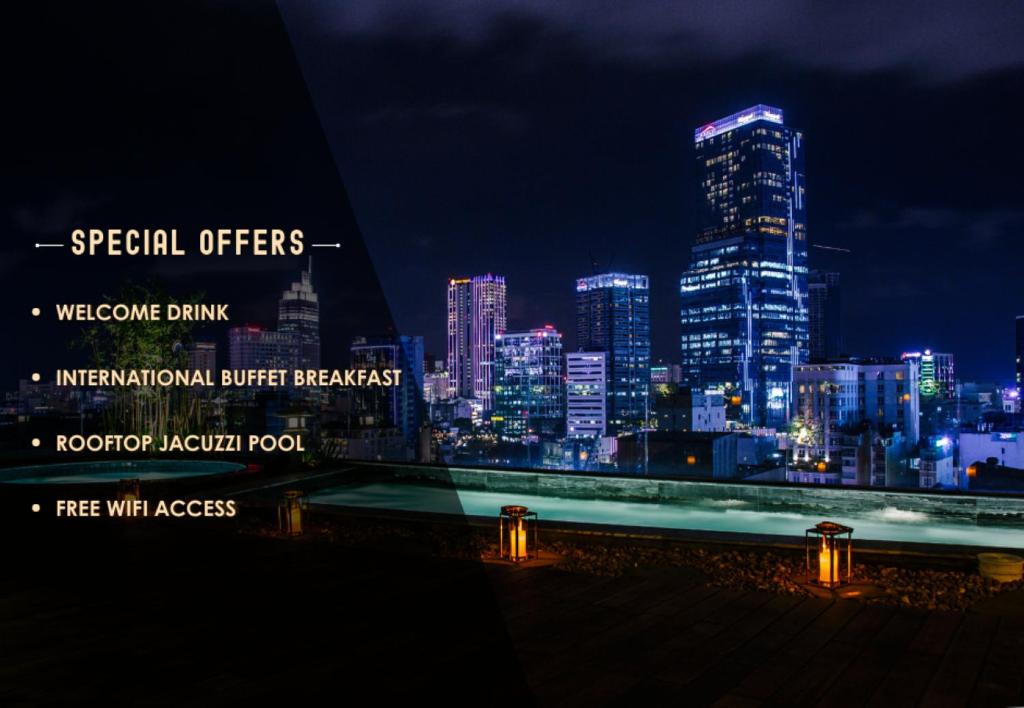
[311,466,1024,549]
[1,460,246,484]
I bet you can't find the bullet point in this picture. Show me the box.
[31,307,41,317]
[31,438,40,448]
[31,504,40,513]
[31,373,40,382]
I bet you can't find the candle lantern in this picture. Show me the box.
[499,505,537,562]
[278,490,308,537]
[805,521,853,588]
[117,478,141,502]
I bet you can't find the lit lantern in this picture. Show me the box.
[499,505,537,562]
[277,490,308,537]
[816,461,828,473]
[805,521,853,588]
[117,478,141,502]
[686,455,697,465]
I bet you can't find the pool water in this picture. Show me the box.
[1,460,245,484]
[311,476,1024,549]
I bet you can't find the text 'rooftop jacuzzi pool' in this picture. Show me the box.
[1,460,245,485]
[311,466,1024,550]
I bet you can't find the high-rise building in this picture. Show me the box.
[187,341,217,379]
[680,105,808,428]
[576,273,651,433]
[808,271,841,362]
[446,274,507,410]
[278,259,320,371]
[493,326,564,440]
[228,326,298,371]
[447,278,472,399]
[471,274,506,411]
[1016,316,1024,392]
[350,335,424,443]
[566,351,607,439]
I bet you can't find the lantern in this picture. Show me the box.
[117,478,141,502]
[805,521,853,588]
[278,490,308,537]
[816,461,828,473]
[499,505,537,562]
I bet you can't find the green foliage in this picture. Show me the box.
[75,280,208,441]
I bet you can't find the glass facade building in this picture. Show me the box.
[350,335,425,443]
[446,278,473,399]
[576,273,651,433]
[681,105,808,428]
[471,274,507,411]
[278,258,321,371]
[446,274,507,411]
[493,326,564,440]
[808,270,841,362]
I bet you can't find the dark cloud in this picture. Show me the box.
[300,0,1024,81]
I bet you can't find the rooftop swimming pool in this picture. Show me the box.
[1,460,245,484]
[311,466,1024,549]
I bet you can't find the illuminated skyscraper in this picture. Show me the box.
[680,105,808,428]
[493,326,564,440]
[471,274,507,411]
[447,278,472,399]
[576,273,651,432]
[447,274,507,410]
[278,258,320,370]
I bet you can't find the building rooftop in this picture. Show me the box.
[694,104,784,142]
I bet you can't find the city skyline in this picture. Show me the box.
[271,4,1024,385]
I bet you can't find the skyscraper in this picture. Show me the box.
[808,270,841,362]
[680,105,808,428]
[446,278,472,399]
[278,259,320,370]
[350,335,424,443]
[493,326,564,440]
[576,273,651,432]
[471,274,506,411]
[447,274,507,410]
[228,326,298,380]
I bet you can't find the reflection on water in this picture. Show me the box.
[311,482,1024,549]
[3,460,244,484]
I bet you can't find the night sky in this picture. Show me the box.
[5,1,1024,384]
[278,0,1024,381]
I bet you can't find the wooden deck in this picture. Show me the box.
[488,565,1024,707]
[1,518,1021,706]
